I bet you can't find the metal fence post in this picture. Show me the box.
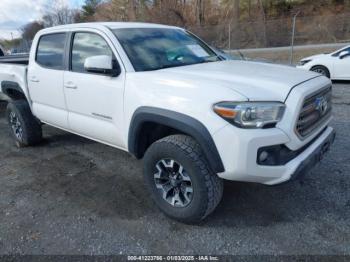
[290,11,300,65]
[228,23,231,50]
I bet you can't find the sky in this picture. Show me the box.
[0,0,84,40]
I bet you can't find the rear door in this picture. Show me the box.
[28,33,69,129]
[63,30,126,148]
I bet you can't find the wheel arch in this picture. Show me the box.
[310,65,331,78]
[128,106,225,173]
[1,81,27,101]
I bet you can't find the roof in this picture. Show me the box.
[39,22,180,34]
[103,22,180,29]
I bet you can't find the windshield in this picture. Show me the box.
[113,28,220,72]
[332,46,350,57]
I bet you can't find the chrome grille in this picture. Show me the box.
[296,86,332,138]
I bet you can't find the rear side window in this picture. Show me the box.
[36,33,66,69]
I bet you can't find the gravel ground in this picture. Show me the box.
[0,82,349,256]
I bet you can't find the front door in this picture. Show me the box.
[63,31,125,148]
[28,33,69,129]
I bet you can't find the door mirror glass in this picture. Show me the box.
[84,55,120,76]
[339,51,350,59]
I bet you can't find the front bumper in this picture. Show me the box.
[213,125,335,185]
[289,127,335,182]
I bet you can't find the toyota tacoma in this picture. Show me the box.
[0,23,335,223]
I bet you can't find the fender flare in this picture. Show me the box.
[128,106,225,173]
[1,81,26,100]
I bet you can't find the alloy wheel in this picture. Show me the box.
[313,68,327,76]
[154,159,193,207]
[9,111,23,141]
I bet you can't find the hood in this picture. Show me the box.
[160,60,320,101]
[301,53,327,61]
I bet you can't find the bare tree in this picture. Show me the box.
[42,1,79,27]
[94,0,129,21]
[21,21,44,41]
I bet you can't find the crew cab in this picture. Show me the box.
[0,23,335,223]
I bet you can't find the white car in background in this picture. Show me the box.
[297,45,350,80]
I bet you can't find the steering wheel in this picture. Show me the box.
[172,54,185,61]
[172,53,201,63]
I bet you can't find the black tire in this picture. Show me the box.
[6,100,42,147]
[311,65,330,78]
[143,134,223,223]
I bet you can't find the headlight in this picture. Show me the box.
[213,102,285,128]
[298,59,312,66]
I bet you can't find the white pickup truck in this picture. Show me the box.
[0,22,335,223]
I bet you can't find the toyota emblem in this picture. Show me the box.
[315,96,328,115]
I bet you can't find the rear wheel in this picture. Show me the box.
[311,65,330,78]
[143,135,223,223]
[6,100,42,147]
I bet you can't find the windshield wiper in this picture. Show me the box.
[142,64,184,71]
[145,58,220,71]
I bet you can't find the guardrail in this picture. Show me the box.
[230,43,349,53]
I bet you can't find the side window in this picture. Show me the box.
[333,47,350,57]
[36,33,66,69]
[71,32,114,73]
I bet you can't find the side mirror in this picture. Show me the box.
[84,55,121,76]
[339,51,350,59]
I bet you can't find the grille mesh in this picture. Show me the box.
[296,86,332,138]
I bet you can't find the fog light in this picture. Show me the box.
[259,151,269,162]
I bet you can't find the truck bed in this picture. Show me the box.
[0,61,28,101]
[0,54,29,65]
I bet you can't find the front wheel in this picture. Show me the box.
[311,65,330,78]
[143,135,223,224]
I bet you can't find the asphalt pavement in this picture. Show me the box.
[0,82,349,255]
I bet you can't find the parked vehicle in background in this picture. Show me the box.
[297,45,350,80]
[0,23,335,223]
[0,46,5,100]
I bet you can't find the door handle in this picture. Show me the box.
[30,76,40,83]
[64,82,77,89]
